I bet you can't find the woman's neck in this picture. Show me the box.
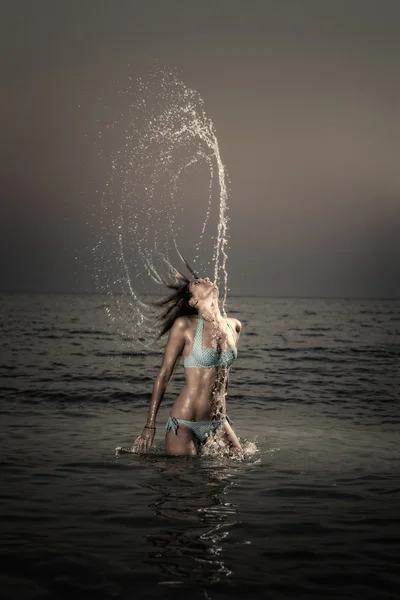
[198,301,223,324]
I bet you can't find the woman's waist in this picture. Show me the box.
[182,373,226,395]
[171,391,226,421]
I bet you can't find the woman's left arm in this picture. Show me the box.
[223,419,243,455]
[233,318,242,342]
[223,318,243,454]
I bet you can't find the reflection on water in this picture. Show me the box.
[141,458,244,585]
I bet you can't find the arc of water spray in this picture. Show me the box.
[95,68,231,347]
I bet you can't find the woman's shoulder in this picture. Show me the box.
[167,316,197,344]
[173,315,198,331]
[227,317,242,333]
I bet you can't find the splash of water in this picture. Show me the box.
[94,68,231,347]
[115,437,260,461]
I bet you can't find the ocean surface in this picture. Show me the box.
[0,292,399,600]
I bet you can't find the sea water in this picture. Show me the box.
[1,292,399,599]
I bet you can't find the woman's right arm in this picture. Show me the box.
[133,317,187,453]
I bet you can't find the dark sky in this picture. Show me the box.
[1,0,399,297]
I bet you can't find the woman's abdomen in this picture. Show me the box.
[171,369,227,420]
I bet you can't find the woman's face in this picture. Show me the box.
[189,277,218,303]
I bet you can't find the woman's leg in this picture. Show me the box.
[165,423,199,456]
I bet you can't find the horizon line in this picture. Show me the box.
[0,289,399,301]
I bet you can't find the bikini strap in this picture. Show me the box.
[195,316,236,344]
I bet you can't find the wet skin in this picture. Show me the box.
[134,278,242,456]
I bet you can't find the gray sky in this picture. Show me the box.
[1,0,399,296]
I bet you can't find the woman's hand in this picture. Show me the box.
[133,427,155,453]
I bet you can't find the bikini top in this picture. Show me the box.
[183,316,238,369]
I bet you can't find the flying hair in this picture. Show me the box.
[152,251,200,338]
[175,247,199,280]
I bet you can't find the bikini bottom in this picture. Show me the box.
[165,415,233,445]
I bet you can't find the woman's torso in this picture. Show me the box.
[171,316,238,421]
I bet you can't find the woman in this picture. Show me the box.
[133,263,242,457]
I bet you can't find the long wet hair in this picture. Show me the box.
[153,254,200,338]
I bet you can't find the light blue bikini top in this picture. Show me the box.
[183,316,238,369]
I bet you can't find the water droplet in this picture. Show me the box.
[93,68,231,347]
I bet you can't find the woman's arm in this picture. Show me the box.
[223,419,243,455]
[233,318,242,342]
[133,317,187,453]
[223,318,243,454]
